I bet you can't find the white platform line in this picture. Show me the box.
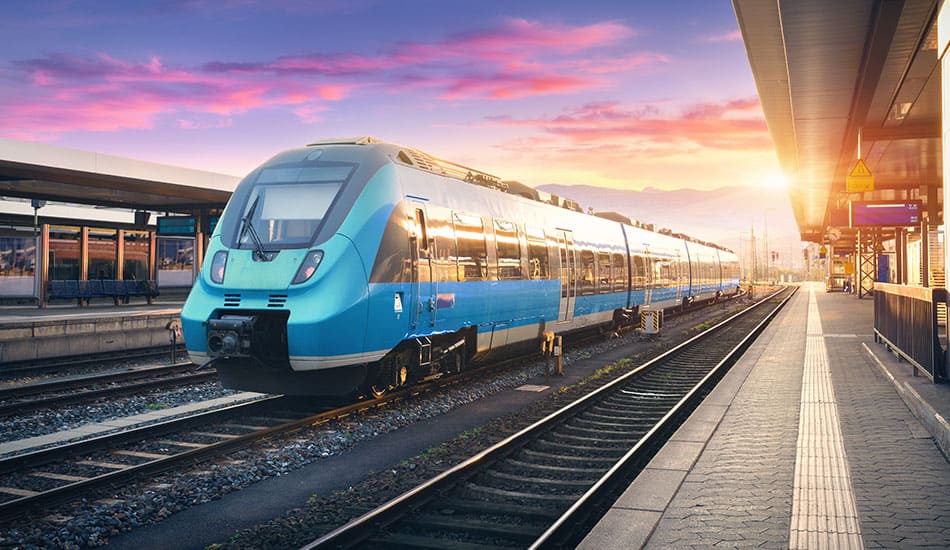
[789,285,863,549]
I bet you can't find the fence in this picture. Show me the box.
[873,282,947,381]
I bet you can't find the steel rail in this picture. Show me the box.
[0,348,535,524]
[533,285,796,548]
[0,287,757,527]
[0,361,196,399]
[0,363,216,417]
[303,286,794,549]
[0,345,187,379]
[0,393,323,523]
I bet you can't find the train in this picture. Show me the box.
[181,137,740,397]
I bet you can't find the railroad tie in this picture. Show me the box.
[30,472,89,482]
[0,486,39,497]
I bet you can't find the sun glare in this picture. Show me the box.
[764,171,787,189]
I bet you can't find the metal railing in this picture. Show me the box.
[873,283,947,382]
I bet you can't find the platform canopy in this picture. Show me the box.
[734,0,941,246]
[0,138,239,213]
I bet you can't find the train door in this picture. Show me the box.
[643,247,653,305]
[620,225,633,308]
[557,230,576,321]
[716,250,725,294]
[683,241,694,301]
[409,204,435,329]
[675,250,684,304]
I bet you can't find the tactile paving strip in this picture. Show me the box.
[789,286,863,549]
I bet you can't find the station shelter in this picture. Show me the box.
[736,0,947,298]
[735,0,950,379]
[0,138,237,306]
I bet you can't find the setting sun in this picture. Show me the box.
[764,171,788,189]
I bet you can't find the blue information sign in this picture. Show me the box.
[157,216,196,235]
[850,201,921,227]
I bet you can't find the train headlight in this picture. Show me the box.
[209,250,228,284]
[292,250,324,284]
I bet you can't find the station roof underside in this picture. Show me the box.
[735,0,941,247]
[0,138,239,213]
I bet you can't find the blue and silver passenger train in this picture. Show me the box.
[182,137,740,396]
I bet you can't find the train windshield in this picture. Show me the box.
[231,163,354,250]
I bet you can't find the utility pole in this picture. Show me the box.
[764,210,770,283]
[750,225,757,283]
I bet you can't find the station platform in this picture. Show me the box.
[0,299,183,364]
[581,282,950,549]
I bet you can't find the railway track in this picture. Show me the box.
[0,347,551,525]
[0,344,187,380]
[0,394,321,522]
[305,286,795,549]
[0,362,217,417]
[0,288,762,532]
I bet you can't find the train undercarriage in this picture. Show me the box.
[202,291,739,398]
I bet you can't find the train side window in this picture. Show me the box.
[611,253,626,292]
[525,226,549,280]
[454,212,487,281]
[656,259,672,288]
[494,219,522,280]
[429,207,458,282]
[578,250,596,295]
[632,255,646,289]
[414,209,429,258]
[559,246,567,296]
[597,252,611,293]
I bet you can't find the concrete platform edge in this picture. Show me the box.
[862,342,950,459]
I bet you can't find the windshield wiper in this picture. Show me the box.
[238,196,268,261]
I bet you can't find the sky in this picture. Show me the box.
[0,0,783,194]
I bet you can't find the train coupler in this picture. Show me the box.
[207,315,257,358]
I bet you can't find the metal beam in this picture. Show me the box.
[861,122,940,141]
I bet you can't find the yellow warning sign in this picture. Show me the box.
[846,158,874,192]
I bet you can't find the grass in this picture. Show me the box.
[557,355,640,394]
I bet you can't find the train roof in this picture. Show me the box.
[304,136,734,255]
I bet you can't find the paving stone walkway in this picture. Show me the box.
[822,293,950,547]
[637,284,950,548]
[643,287,806,548]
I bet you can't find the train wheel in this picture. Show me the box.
[367,358,408,399]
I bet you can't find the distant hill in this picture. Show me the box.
[536,184,801,260]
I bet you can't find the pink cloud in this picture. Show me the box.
[567,53,669,75]
[437,73,600,100]
[489,98,771,151]
[314,84,350,100]
[177,116,233,129]
[398,18,634,63]
[292,105,329,124]
[4,52,351,137]
[202,18,636,79]
[2,18,651,138]
[702,30,742,43]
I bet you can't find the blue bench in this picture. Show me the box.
[47,280,81,300]
[126,279,159,298]
[47,279,159,304]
